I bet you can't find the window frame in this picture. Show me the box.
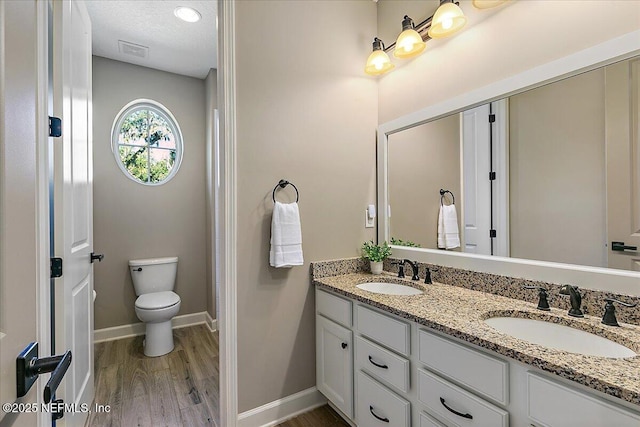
[110,99,184,186]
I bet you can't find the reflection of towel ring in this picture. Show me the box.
[272,179,299,203]
[440,189,455,206]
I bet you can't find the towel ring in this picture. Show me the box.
[440,189,455,206]
[272,179,299,203]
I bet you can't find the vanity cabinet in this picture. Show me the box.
[316,291,354,418]
[527,373,640,427]
[315,287,640,426]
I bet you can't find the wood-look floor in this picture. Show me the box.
[87,325,347,427]
[275,405,350,427]
[87,324,220,427]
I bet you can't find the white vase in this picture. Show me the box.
[370,261,383,275]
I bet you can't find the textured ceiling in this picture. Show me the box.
[86,0,217,79]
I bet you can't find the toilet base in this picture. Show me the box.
[143,320,174,357]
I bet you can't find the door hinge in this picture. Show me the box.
[489,229,497,238]
[489,171,496,181]
[50,257,63,278]
[489,114,496,123]
[49,116,62,137]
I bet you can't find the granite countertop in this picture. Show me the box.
[313,272,640,406]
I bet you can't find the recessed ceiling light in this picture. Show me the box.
[174,6,201,23]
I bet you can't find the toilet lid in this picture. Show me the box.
[135,291,180,310]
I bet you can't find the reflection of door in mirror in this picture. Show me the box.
[388,115,460,250]
[607,58,640,271]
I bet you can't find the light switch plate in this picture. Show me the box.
[365,210,375,228]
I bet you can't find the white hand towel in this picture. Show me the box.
[438,204,460,250]
[270,201,304,268]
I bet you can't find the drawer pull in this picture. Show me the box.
[369,405,390,423]
[368,355,389,369]
[440,397,473,420]
[341,342,348,349]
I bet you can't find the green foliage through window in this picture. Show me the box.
[114,103,181,184]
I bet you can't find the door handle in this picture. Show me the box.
[16,342,72,403]
[612,241,637,252]
[90,252,104,263]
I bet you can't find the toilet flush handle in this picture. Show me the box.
[133,267,142,272]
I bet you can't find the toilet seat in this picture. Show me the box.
[135,291,180,310]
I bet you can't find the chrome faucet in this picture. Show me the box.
[559,285,583,318]
[403,259,420,281]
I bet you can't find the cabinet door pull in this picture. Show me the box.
[369,405,389,423]
[440,397,473,419]
[341,342,348,349]
[368,355,389,369]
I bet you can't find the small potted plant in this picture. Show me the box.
[361,240,392,275]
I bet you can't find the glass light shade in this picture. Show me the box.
[365,49,395,76]
[393,28,426,59]
[428,2,467,39]
[472,0,507,9]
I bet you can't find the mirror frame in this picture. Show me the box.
[377,30,640,296]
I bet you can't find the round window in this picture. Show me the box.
[111,99,183,185]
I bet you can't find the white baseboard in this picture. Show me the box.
[237,387,327,427]
[205,311,218,332]
[94,311,214,343]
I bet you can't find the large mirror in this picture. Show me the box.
[381,54,640,273]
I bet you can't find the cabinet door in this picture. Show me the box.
[317,315,353,418]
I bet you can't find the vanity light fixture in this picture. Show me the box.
[174,6,201,23]
[364,1,468,76]
[365,38,395,76]
[394,16,427,59]
[428,0,467,39]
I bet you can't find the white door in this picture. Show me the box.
[0,1,49,426]
[462,104,492,254]
[606,58,640,271]
[52,1,94,425]
[462,101,509,256]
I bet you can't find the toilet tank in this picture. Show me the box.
[129,257,178,296]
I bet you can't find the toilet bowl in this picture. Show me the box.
[129,257,181,357]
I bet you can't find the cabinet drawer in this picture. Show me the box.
[355,336,410,393]
[316,289,352,327]
[418,369,509,427]
[356,305,410,356]
[356,371,410,427]
[420,412,446,427]
[419,329,508,405]
[528,373,640,427]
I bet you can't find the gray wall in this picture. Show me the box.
[509,68,606,267]
[388,114,461,249]
[235,0,378,412]
[92,56,207,329]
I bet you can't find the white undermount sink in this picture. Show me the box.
[485,317,637,359]
[356,282,423,296]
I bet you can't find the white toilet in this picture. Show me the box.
[129,257,181,357]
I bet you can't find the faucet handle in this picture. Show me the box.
[602,298,638,327]
[390,261,404,278]
[424,267,432,284]
[523,286,550,311]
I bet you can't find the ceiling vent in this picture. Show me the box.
[118,40,149,59]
